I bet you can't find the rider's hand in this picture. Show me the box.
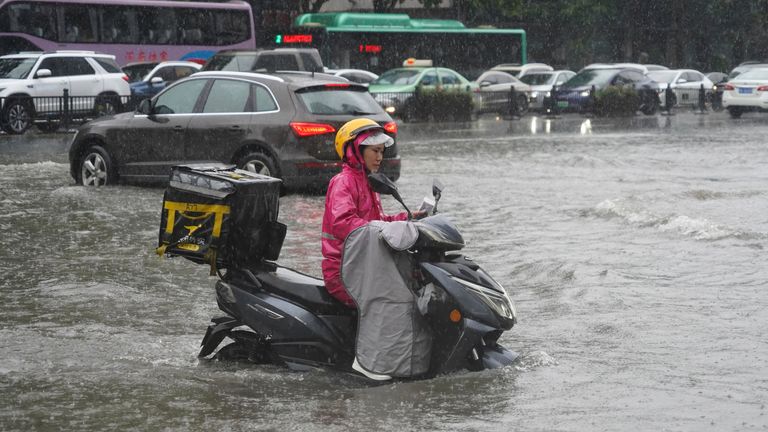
[412,210,428,220]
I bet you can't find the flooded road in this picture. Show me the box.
[1,113,767,431]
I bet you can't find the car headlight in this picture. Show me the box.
[580,90,590,97]
[530,91,539,98]
[450,276,517,322]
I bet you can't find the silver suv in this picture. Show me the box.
[0,50,130,134]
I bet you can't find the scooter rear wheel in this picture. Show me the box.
[214,330,272,363]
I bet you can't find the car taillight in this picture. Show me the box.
[383,121,397,135]
[290,122,336,137]
[122,74,129,82]
[758,85,768,91]
[724,83,735,91]
[324,83,350,88]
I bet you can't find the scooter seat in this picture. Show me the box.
[256,266,355,315]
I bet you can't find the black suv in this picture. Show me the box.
[68,71,399,192]
[202,48,324,73]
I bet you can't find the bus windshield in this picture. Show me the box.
[372,69,421,85]
[0,57,36,79]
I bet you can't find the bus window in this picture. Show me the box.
[99,6,139,44]
[3,1,58,41]
[213,10,249,45]
[177,8,213,44]
[139,6,177,45]
[62,4,98,42]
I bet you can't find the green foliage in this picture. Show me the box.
[593,86,640,117]
[405,87,475,122]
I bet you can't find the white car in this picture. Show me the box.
[520,70,576,111]
[646,69,714,108]
[0,50,130,134]
[491,63,553,78]
[722,67,768,118]
[474,70,532,114]
[325,68,379,86]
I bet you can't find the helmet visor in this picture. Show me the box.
[359,131,394,148]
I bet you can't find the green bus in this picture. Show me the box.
[269,12,526,81]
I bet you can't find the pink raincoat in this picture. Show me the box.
[321,131,407,307]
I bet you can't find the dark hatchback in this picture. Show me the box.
[68,71,399,192]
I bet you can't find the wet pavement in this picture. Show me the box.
[1,111,767,431]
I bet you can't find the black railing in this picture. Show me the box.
[0,92,136,135]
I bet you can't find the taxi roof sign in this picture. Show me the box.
[403,58,433,67]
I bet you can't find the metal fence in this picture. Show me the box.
[0,91,136,135]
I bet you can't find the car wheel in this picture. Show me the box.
[238,151,278,178]
[37,121,60,133]
[79,145,116,187]
[1,98,33,134]
[728,107,743,119]
[94,95,120,118]
[641,96,659,115]
[516,94,530,115]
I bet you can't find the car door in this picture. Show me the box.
[31,57,70,113]
[418,69,439,91]
[62,57,102,112]
[184,78,253,162]
[118,78,208,180]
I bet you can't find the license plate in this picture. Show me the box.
[738,87,753,94]
[557,101,569,108]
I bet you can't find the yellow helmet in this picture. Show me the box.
[334,118,384,160]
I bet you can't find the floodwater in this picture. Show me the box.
[1,113,767,431]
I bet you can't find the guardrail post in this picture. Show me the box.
[546,87,559,118]
[586,85,596,116]
[697,83,707,114]
[62,89,70,130]
[509,86,519,119]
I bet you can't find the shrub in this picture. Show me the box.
[593,86,640,116]
[405,87,474,122]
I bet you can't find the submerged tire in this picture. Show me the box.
[78,145,117,187]
[215,331,272,363]
[728,107,743,119]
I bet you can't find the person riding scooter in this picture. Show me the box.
[320,118,425,308]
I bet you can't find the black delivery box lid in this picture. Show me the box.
[158,163,284,271]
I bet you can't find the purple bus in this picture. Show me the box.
[0,0,256,65]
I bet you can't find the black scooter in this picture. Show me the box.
[198,174,519,377]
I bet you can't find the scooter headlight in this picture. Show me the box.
[450,276,517,323]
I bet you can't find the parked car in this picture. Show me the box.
[490,63,553,78]
[0,50,130,134]
[646,69,714,108]
[473,70,532,115]
[580,63,662,74]
[728,62,768,80]
[368,64,477,120]
[202,48,324,73]
[324,68,378,86]
[68,71,399,191]
[706,72,729,111]
[554,67,660,115]
[519,70,576,111]
[722,67,768,118]
[125,61,201,99]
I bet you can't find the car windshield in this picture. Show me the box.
[734,68,768,81]
[123,63,158,82]
[297,88,383,115]
[647,71,678,83]
[520,73,555,85]
[0,57,36,79]
[372,69,420,85]
[565,69,618,87]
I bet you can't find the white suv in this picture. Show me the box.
[0,51,130,134]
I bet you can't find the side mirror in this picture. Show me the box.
[35,69,52,78]
[432,178,444,214]
[368,172,412,219]
[150,76,163,85]
[480,81,492,88]
[677,78,688,84]
[136,98,153,115]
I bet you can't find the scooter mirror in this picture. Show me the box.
[432,178,444,197]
